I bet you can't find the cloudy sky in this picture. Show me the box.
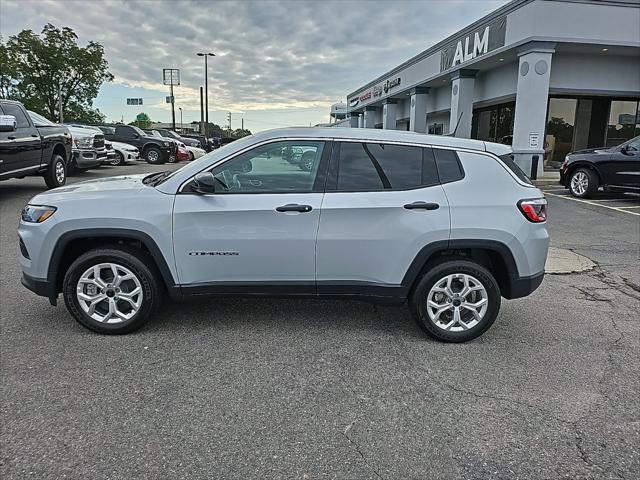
[1,0,506,131]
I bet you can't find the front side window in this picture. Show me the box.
[2,103,31,128]
[208,140,325,193]
[335,142,434,191]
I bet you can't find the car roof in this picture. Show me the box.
[244,127,511,156]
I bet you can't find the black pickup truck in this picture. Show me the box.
[104,125,175,164]
[0,100,72,188]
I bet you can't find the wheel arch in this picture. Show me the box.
[52,143,68,163]
[48,228,177,298]
[565,161,602,187]
[402,239,520,299]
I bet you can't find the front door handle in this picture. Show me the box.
[276,204,313,213]
[404,201,439,210]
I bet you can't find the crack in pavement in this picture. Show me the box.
[341,421,384,480]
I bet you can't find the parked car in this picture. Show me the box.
[155,128,200,148]
[18,128,548,342]
[560,135,640,197]
[111,125,175,164]
[110,141,140,165]
[144,130,179,163]
[65,125,107,174]
[181,133,215,152]
[0,101,71,188]
[185,144,206,160]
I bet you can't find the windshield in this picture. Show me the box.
[617,135,640,151]
[160,129,181,140]
[28,110,57,127]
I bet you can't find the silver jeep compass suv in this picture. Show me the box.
[19,128,549,342]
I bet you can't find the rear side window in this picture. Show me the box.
[335,142,438,191]
[1,103,31,128]
[433,148,464,183]
[499,153,532,185]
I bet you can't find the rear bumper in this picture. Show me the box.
[503,271,544,299]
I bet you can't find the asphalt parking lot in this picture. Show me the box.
[1,162,638,479]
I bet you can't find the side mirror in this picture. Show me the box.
[133,133,140,139]
[0,115,17,133]
[192,171,217,194]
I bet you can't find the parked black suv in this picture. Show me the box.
[0,100,72,188]
[108,125,175,164]
[560,135,640,197]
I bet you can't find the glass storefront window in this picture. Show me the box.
[545,98,577,167]
[471,102,515,144]
[606,100,640,147]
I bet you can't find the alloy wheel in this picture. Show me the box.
[76,263,143,323]
[55,161,65,184]
[147,150,159,162]
[570,171,588,196]
[426,273,488,332]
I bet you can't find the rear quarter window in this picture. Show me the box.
[433,148,464,183]
[499,153,532,185]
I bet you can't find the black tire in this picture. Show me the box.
[409,260,501,343]
[299,151,315,171]
[44,154,67,188]
[568,168,598,198]
[144,146,165,164]
[189,151,194,161]
[63,247,162,334]
[110,151,125,166]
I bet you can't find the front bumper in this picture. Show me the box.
[21,272,57,305]
[73,148,107,168]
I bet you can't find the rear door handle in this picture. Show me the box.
[404,201,439,210]
[276,204,313,213]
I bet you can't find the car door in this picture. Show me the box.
[607,137,640,187]
[316,141,450,296]
[0,102,42,176]
[173,139,331,293]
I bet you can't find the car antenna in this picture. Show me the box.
[446,111,464,137]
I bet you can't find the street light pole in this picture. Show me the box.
[179,107,183,132]
[197,52,215,138]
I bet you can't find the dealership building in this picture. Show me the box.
[344,0,640,176]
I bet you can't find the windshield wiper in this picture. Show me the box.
[143,171,171,187]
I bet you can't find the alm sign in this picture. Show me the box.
[440,17,506,72]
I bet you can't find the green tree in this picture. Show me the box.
[1,24,113,122]
[129,113,151,129]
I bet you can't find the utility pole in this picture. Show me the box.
[197,52,215,137]
[58,81,64,123]
[170,82,176,131]
[179,107,183,132]
[200,86,204,135]
[241,117,244,130]
[227,112,232,131]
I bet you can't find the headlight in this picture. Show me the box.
[163,141,170,147]
[74,136,93,148]
[21,205,57,223]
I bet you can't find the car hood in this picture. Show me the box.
[30,174,152,204]
[569,147,612,156]
[110,141,138,150]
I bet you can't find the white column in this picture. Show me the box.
[358,114,364,128]
[382,100,397,130]
[449,70,476,138]
[363,107,376,129]
[512,42,555,178]
[409,87,429,133]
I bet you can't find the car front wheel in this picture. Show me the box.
[569,168,598,198]
[144,146,165,164]
[409,260,501,342]
[63,247,161,334]
[110,151,125,166]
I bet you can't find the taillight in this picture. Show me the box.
[518,198,547,223]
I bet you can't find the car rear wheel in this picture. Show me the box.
[569,168,598,198]
[44,154,66,188]
[299,151,315,171]
[144,146,165,164]
[63,247,161,334]
[409,260,501,343]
